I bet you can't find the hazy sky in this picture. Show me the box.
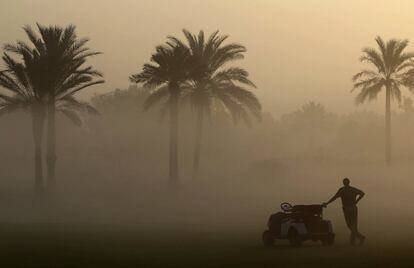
[2,0,414,116]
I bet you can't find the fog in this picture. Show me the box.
[3,4,414,266]
[1,84,414,244]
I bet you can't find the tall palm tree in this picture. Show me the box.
[4,24,104,191]
[352,36,414,164]
[172,30,261,179]
[0,55,46,195]
[130,42,191,189]
[0,53,99,195]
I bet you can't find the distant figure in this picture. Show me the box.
[323,178,366,245]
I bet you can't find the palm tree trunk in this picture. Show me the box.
[46,96,57,192]
[32,103,45,196]
[169,83,179,190]
[385,85,391,165]
[192,107,204,180]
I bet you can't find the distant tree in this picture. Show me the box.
[92,85,149,116]
[172,30,261,179]
[352,36,414,164]
[335,110,383,162]
[400,97,414,115]
[4,24,104,192]
[0,53,99,195]
[130,41,191,189]
[281,102,333,130]
[299,102,328,121]
[281,101,334,157]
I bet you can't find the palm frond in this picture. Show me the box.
[214,67,256,88]
[360,48,385,73]
[0,23,102,127]
[353,36,414,104]
[355,82,384,105]
[59,109,82,126]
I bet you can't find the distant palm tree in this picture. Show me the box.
[352,36,414,164]
[172,30,261,179]
[0,53,99,195]
[130,42,191,189]
[4,24,104,191]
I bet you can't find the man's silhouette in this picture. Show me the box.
[323,178,366,245]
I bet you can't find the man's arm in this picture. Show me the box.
[355,188,365,204]
[323,189,341,207]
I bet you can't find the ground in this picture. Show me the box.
[1,223,414,268]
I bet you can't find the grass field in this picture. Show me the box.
[1,223,414,268]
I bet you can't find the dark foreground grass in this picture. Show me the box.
[1,223,413,268]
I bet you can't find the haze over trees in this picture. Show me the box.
[3,25,414,198]
[0,54,99,195]
[0,24,104,195]
[177,30,261,179]
[352,36,414,165]
[130,30,260,187]
[130,41,191,190]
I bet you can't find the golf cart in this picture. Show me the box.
[262,202,335,247]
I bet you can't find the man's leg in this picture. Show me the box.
[353,207,365,243]
[343,208,356,245]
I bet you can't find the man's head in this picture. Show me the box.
[343,178,350,186]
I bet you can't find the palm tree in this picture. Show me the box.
[4,24,104,191]
[130,41,191,189]
[0,53,99,195]
[172,30,261,179]
[352,36,414,164]
[0,55,46,195]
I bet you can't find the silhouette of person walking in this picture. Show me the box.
[323,178,366,245]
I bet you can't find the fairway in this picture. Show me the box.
[1,223,414,268]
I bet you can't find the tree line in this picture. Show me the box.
[1,24,413,196]
[0,24,260,195]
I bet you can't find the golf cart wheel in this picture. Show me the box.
[322,235,335,246]
[288,228,302,247]
[262,230,274,247]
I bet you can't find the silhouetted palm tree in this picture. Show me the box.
[352,36,414,164]
[0,55,46,195]
[172,30,261,179]
[0,53,99,195]
[130,41,191,189]
[4,24,104,191]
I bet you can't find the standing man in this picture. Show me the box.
[323,178,366,245]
